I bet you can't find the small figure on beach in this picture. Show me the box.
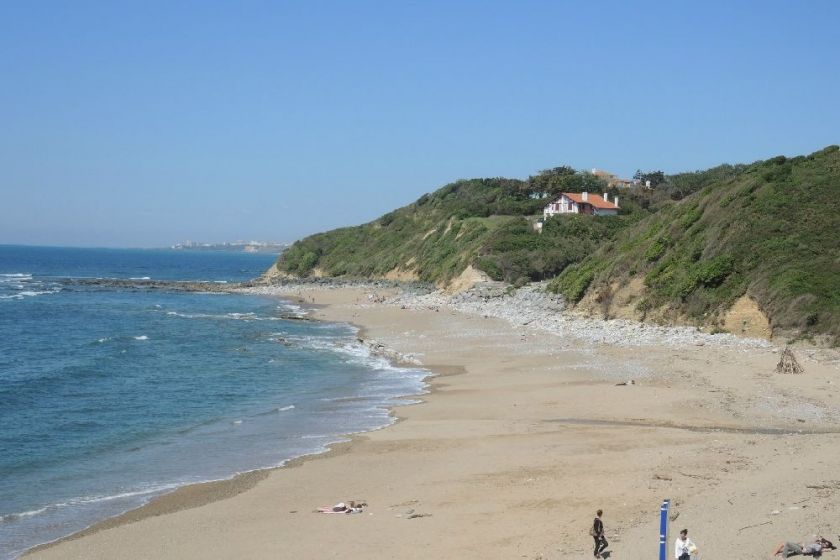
[674,528,697,560]
[772,537,835,558]
[591,509,608,558]
[316,500,366,514]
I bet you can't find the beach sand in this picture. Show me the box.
[26,286,840,559]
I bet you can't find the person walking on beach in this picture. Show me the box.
[591,509,608,558]
[674,528,696,560]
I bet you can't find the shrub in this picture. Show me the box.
[697,255,734,287]
[644,236,669,261]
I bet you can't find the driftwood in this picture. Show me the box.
[738,520,772,532]
[775,347,804,374]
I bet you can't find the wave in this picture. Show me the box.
[0,273,61,302]
[275,303,308,318]
[320,395,372,403]
[282,333,417,374]
[18,290,57,297]
[133,335,149,341]
[129,277,151,280]
[164,310,282,321]
[0,289,59,300]
[251,405,296,418]
[276,333,430,409]
[0,483,181,525]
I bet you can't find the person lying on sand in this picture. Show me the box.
[773,537,835,558]
[316,501,366,514]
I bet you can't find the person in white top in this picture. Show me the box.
[675,528,696,560]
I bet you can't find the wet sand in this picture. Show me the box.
[26,287,840,560]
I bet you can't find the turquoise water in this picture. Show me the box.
[0,246,428,558]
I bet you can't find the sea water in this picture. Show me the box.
[0,246,428,559]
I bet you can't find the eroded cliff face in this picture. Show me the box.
[722,295,772,339]
[260,258,489,293]
[384,265,420,282]
[443,265,491,294]
[258,262,295,284]
[571,276,774,341]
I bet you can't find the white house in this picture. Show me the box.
[543,192,619,218]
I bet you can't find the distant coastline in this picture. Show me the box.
[170,241,288,253]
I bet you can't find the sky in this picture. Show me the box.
[1,1,838,248]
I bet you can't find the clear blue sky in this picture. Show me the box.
[1,1,838,247]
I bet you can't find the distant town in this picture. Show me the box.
[170,240,289,253]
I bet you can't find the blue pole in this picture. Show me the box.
[659,499,670,560]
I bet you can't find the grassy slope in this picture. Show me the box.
[549,146,840,343]
[277,178,534,283]
[277,176,642,285]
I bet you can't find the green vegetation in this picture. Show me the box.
[278,170,643,284]
[278,146,840,343]
[549,146,840,343]
[476,213,632,284]
[632,163,751,205]
[278,179,534,283]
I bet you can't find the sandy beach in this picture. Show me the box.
[26,284,840,560]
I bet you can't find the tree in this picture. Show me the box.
[635,170,666,188]
[527,167,608,197]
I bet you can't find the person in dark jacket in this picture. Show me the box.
[592,509,608,558]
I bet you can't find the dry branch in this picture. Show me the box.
[775,347,804,374]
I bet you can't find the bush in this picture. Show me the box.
[548,258,604,302]
[697,255,734,287]
[644,236,669,261]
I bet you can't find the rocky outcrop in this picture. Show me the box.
[62,278,240,292]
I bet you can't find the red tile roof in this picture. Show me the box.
[563,192,619,209]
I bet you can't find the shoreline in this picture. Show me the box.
[22,291,444,559]
[25,284,840,560]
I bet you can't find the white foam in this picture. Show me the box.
[134,335,149,341]
[277,405,295,412]
[277,303,307,318]
[165,310,278,321]
[232,419,243,425]
[0,483,181,524]
[129,277,151,280]
[58,485,180,507]
[0,506,49,522]
[226,312,257,320]
[281,332,429,386]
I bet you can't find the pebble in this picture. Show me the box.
[388,283,774,350]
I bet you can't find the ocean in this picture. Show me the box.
[0,245,428,559]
